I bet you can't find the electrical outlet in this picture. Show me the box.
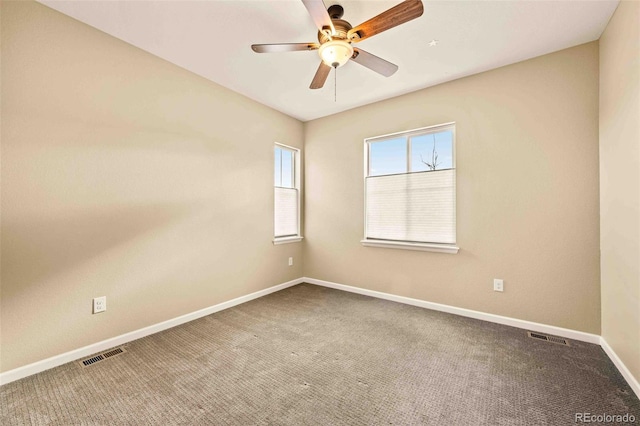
[288,257,293,266]
[93,296,106,314]
[493,279,504,292]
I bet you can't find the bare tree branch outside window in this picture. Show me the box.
[420,135,440,170]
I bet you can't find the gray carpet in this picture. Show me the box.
[1,283,639,425]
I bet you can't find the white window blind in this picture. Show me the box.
[274,187,298,238]
[366,169,456,244]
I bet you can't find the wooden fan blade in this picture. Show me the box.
[350,48,398,77]
[348,0,423,42]
[251,43,319,53]
[301,0,336,35]
[310,62,332,89]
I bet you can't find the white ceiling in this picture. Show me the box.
[39,0,618,122]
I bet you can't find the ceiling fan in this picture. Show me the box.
[251,0,424,89]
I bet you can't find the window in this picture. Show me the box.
[274,144,302,244]
[363,123,458,254]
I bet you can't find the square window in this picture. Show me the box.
[364,123,457,250]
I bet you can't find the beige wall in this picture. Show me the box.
[599,0,640,386]
[0,0,619,377]
[304,42,601,334]
[0,1,304,372]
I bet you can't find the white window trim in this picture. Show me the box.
[361,239,459,254]
[273,236,304,245]
[362,122,458,254]
[274,142,303,244]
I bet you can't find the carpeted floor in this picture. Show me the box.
[1,283,639,425]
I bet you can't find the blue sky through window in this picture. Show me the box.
[274,146,294,188]
[369,130,453,176]
[274,147,282,186]
[369,137,406,176]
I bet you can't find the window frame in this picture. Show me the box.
[274,143,303,245]
[362,122,459,254]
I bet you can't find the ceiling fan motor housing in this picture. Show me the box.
[318,19,353,44]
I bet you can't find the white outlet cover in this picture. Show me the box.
[493,279,504,292]
[93,296,106,314]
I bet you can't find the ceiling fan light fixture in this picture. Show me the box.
[319,40,353,68]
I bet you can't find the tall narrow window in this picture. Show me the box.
[274,144,302,244]
[363,123,458,254]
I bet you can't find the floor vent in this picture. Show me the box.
[79,347,126,367]
[527,331,569,346]
[101,347,125,359]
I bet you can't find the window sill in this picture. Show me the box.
[273,236,304,245]
[361,239,459,254]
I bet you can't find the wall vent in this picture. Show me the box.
[527,331,569,346]
[79,347,126,367]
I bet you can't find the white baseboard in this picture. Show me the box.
[303,277,601,344]
[303,277,640,397]
[4,275,638,401]
[600,337,640,399]
[0,278,304,386]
